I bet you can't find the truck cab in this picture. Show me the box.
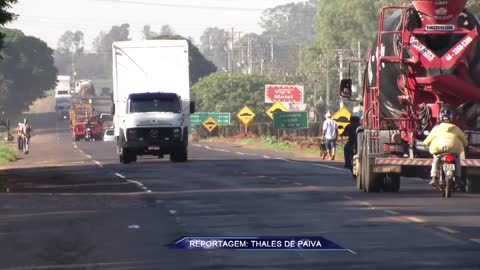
[117,92,194,164]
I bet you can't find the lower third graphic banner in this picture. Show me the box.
[169,237,355,253]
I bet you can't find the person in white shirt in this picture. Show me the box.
[322,111,338,160]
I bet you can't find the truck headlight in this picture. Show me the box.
[127,129,137,140]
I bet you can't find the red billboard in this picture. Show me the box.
[265,85,304,103]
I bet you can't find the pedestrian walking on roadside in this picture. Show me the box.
[16,122,23,151]
[322,111,338,160]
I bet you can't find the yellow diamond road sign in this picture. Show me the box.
[203,116,218,132]
[332,107,352,136]
[237,105,256,125]
[266,101,287,120]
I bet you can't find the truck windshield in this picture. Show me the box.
[129,98,180,113]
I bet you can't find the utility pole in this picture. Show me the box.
[339,53,344,109]
[270,37,274,62]
[326,56,330,114]
[71,51,76,86]
[247,37,253,74]
[230,27,234,73]
[297,43,304,67]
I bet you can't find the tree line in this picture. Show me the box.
[0,1,57,118]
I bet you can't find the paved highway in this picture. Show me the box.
[0,112,479,269]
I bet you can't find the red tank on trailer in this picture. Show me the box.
[340,0,480,194]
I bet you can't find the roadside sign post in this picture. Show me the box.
[202,116,218,135]
[191,112,231,126]
[332,107,352,137]
[265,85,304,104]
[236,106,256,134]
[273,112,308,130]
[266,101,287,120]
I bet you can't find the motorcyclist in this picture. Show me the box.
[84,119,93,139]
[340,116,361,170]
[423,107,468,185]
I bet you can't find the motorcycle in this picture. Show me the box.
[84,127,93,142]
[434,153,461,198]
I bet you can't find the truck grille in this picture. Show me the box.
[128,128,174,142]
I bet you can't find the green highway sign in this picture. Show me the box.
[273,111,308,130]
[191,112,231,126]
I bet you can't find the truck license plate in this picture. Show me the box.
[443,164,455,171]
[148,146,160,150]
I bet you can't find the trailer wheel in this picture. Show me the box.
[355,132,364,191]
[362,132,380,193]
[382,173,401,192]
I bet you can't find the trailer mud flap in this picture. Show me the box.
[373,165,401,173]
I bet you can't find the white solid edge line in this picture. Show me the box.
[263,156,271,159]
[470,238,480,244]
[437,226,459,234]
[407,217,426,223]
[235,152,245,155]
[312,163,350,172]
[85,154,92,159]
[192,144,202,147]
[114,173,126,179]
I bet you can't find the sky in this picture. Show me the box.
[6,0,306,51]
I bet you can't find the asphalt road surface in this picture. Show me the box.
[0,112,479,270]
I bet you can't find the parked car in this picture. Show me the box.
[103,128,115,142]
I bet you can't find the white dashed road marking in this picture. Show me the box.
[343,195,353,200]
[384,209,400,215]
[94,160,103,168]
[114,173,126,179]
[437,226,459,234]
[407,217,426,223]
[127,179,144,187]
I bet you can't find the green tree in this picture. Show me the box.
[259,0,317,71]
[151,34,217,84]
[57,30,84,55]
[199,27,228,71]
[192,73,271,122]
[0,0,17,50]
[160,25,175,36]
[0,28,57,116]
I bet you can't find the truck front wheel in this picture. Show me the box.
[170,145,187,162]
[120,147,134,164]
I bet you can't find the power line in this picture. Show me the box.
[91,0,264,12]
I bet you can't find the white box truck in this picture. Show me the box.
[112,40,195,164]
[55,75,72,120]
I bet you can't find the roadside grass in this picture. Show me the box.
[0,142,17,164]
[201,136,345,159]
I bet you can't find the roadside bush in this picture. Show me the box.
[0,144,16,164]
